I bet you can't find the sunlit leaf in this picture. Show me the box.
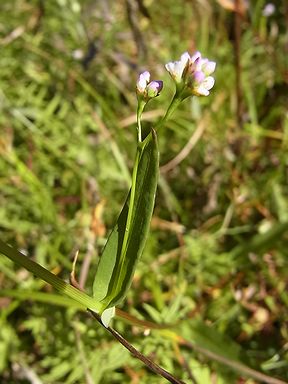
[93,130,159,311]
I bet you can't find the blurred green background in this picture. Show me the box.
[0,0,288,383]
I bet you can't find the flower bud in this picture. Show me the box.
[136,71,163,102]
[136,71,150,94]
[146,80,163,98]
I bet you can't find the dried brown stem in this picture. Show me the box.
[88,309,186,384]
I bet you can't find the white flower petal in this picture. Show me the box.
[180,52,191,63]
[194,77,215,96]
[141,71,150,82]
[173,63,186,82]
[137,71,150,92]
[165,52,190,83]
[194,85,210,96]
[165,62,175,73]
[190,51,201,63]
[202,61,216,76]
[202,76,215,91]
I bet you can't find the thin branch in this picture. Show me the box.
[88,309,186,384]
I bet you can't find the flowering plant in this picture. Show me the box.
[0,51,215,326]
[92,51,216,323]
[0,49,216,383]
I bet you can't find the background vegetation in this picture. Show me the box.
[0,0,287,383]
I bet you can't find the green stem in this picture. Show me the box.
[155,94,182,132]
[124,147,142,249]
[136,100,145,143]
[0,240,102,312]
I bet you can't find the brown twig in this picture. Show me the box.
[88,309,186,384]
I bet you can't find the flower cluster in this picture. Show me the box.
[136,51,216,105]
[165,51,216,97]
[135,50,216,141]
[136,71,163,102]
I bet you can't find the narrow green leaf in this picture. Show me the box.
[92,197,128,302]
[0,289,86,310]
[93,129,159,311]
[0,240,102,312]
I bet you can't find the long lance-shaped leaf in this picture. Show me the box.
[0,240,102,312]
[93,129,159,312]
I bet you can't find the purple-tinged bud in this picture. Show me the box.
[136,71,150,94]
[136,71,163,102]
[147,80,163,98]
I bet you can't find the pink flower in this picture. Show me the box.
[165,51,216,97]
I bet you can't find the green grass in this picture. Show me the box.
[0,0,288,383]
